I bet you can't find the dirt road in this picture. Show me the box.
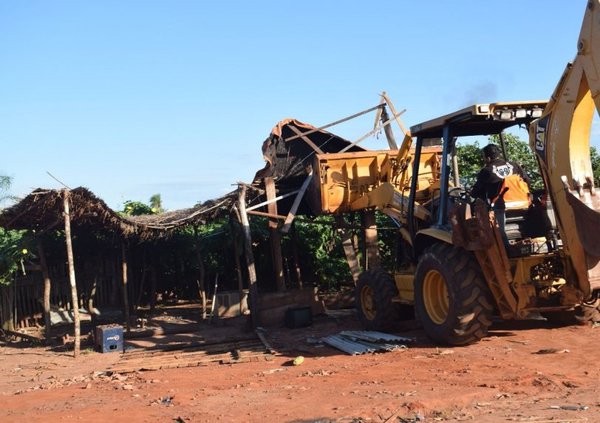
[1,316,598,422]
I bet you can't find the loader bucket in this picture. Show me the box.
[565,183,600,258]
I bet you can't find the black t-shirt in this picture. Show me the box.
[471,159,529,209]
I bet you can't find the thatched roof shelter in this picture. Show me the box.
[0,187,237,240]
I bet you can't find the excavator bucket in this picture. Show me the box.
[529,0,600,295]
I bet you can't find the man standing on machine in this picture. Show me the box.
[471,143,531,245]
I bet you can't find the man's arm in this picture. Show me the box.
[470,168,488,199]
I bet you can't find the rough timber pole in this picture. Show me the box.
[121,243,131,332]
[37,241,52,343]
[335,215,361,284]
[265,177,286,292]
[362,210,380,269]
[63,190,81,358]
[230,218,245,315]
[238,184,259,327]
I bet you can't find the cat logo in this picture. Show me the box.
[492,163,514,179]
[534,114,550,163]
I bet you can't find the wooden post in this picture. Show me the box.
[335,215,361,284]
[230,219,245,315]
[362,210,380,269]
[62,190,81,358]
[37,241,52,343]
[238,185,259,327]
[134,248,147,311]
[121,242,131,332]
[265,177,286,292]
[149,264,157,311]
[290,223,303,289]
[194,241,207,320]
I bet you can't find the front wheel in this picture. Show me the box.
[355,269,402,331]
[414,243,494,345]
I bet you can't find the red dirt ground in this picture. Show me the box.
[1,313,599,423]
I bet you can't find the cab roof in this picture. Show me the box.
[410,101,548,139]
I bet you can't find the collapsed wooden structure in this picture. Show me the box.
[0,93,407,357]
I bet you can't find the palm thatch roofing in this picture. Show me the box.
[0,187,237,240]
[0,118,365,238]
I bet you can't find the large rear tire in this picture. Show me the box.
[355,269,401,331]
[414,243,494,345]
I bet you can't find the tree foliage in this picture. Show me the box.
[591,146,600,186]
[0,175,31,286]
[121,193,165,216]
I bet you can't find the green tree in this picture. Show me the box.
[121,200,154,216]
[0,175,18,208]
[149,194,164,214]
[591,146,600,186]
[0,175,31,286]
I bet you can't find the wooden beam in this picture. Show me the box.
[288,126,324,154]
[247,210,287,220]
[284,104,383,142]
[238,185,260,327]
[380,106,398,150]
[37,241,52,343]
[246,189,299,212]
[339,108,405,153]
[62,190,81,358]
[381,91,410,136]
[121,243,131,332]
[265,177,286,292]
[281,170,314,233]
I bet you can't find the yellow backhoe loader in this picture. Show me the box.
[310,1,600,345]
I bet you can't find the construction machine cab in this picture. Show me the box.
[408,101,549,251]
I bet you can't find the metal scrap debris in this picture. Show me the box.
[322,330,414,356]
[533,348,570,354]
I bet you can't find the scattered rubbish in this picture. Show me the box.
[548,405,589,411]
[533,348,570,354]
[562,380,580,388]
[322,331,414,356]
[157,396,174,406]
[434,348,454,356]
[293,356,305,366]
[301,369,333,377]
[260,368,285,375]
[507,339,529,345]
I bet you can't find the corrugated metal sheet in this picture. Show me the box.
[340,330,415,344]
[321,331,414,356]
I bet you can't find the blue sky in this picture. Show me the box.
[0,1,591,210]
